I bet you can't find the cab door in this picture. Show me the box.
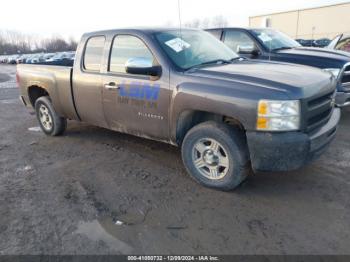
[102,34,170,141]
[73,35,108,128]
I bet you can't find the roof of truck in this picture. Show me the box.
[206,27,265,31]
[83,27,200,37]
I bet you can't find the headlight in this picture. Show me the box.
[257,100,300,131]
[324,68,340,78]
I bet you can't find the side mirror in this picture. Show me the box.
[125,57,161,77]
[237,45,259,56]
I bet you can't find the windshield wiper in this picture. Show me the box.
[272,46,293,51]
[186,59,232,71]
[230,57,243,61]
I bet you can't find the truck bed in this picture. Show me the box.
[17,64,79,120]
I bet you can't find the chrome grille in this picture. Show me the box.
[305,91,334,133]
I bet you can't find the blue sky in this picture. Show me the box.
[0,0,349,39]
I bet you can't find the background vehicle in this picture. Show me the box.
[295,38,331,48]
[7,55,19,64]
[43,51,75,66]
[17,28,340,191]
[16,54,30,64]
[0,55,6,63]
[25,54,40,64]
[313,38,331,48]
[42,53,56,62]
[328,34,350,53]
[296,39,314,47]
[0,52,75,65]
[207,27,350,107]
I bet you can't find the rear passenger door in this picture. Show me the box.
[73,36,109,128]
[102,34,170,141]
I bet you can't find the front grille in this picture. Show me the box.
[305,91,334,133]
[341,65,350,91]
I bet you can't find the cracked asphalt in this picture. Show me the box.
[0,64,350,255]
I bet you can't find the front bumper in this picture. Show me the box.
[335,91,350,107]
[246,108,341,172]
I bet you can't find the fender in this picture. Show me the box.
[169,82,258,144]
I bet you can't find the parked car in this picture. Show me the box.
[16,54,30,64]
[17,28,340,191]
[296,39,315,47]
[2,55,10,63]
[207,27,350,107]
[26,53,46,64]
[16,55,24,64]
[43,51,75,66]
[25,54,38,64]
[22,54,33,64]
[8,55,20,64]
[43,53,56,62]
[328,34,350,53]
[313,38,331,48]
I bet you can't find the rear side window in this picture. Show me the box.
[83,36,105,71]
[109,35,153,73]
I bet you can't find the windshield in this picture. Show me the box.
[251,29,301,51]
[155,30,238,70]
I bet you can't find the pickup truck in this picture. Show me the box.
[17,28,340,191]
[206,27,350,107]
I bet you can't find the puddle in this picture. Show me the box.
[28,127,41,132]
[75,219,133,253]
[115,207,150,226]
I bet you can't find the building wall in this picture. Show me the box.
[249,2,350,39]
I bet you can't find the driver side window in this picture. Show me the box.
[223,31,255,53]
[109,35,154,74]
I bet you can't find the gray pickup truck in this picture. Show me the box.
[17,28,341,190]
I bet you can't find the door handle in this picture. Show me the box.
[104,82,120,90]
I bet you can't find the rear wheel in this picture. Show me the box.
[181,121,250,191]
[35,96,67,136]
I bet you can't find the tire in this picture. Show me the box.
[181,121,250,191]
[34,96,67,136]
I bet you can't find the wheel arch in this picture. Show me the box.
[175,109,245,145]
[27,85,50,107]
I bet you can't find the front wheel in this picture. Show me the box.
[35,96,67,136]
[181,121,250,191]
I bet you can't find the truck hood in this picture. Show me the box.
[187,60,336,99]
[276,47,350,66]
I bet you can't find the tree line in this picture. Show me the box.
[0,30,78,55]
[183,15,228,29]
[1,16,228,55]
[164,15,229,29]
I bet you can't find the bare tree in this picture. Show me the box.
[67,37,78,51]
[211,15,228,28]
[0,30,78,55]
[201,18,211,29]
[181,15,229,30]
[184,18,201,28]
